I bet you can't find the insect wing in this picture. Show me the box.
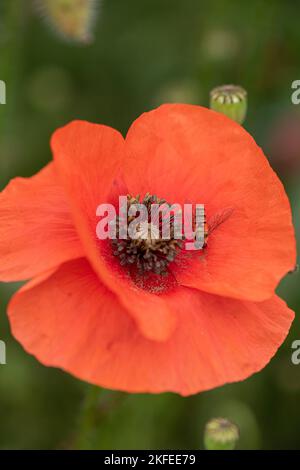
[207,207,234,235]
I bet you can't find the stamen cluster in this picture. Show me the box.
[112,193,183,275]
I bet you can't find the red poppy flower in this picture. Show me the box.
[0,104,296,395]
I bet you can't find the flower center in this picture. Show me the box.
[112,193,183,276]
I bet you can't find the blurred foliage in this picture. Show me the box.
[0,0,300,449]
[34,0,98,43]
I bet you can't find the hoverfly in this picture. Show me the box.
[203,207,235,247]
[192,206,234,251]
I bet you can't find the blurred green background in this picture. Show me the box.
[0,0,300,450]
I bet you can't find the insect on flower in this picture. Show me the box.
[0,104,296,395]
[200,207,234,249]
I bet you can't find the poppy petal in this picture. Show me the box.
[51,121,176,341]
[8,258,294,396]
[0,163,84,281]
[124,104,296,301]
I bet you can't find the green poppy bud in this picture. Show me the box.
[204,418,239,450]
[210,85,247,125]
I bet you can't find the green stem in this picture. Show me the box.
[75,385,102,450]
[73,386,127,450]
